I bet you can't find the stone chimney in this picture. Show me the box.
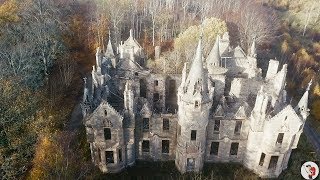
[155,46,161,59]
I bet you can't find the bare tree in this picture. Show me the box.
[59,59,75,88]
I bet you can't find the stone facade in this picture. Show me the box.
[81,29,311,178]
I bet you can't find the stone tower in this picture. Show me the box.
[123,81,136,166]
[175,37,214,173]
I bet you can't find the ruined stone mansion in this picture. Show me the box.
[81,29,311,178]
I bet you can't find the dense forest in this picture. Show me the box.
[0,0,319,179]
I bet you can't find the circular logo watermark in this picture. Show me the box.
[301,161,319,180]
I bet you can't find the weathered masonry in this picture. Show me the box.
[81,29,311,178]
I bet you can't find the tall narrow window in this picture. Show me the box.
[210,142,219,155]
[259,153,266,166]
[105,151,114,164]
[234,121,242,135]
[139,79,147,98]
[142,118,149,131]
[142,140,150,152]
[154,80,158,86]
[214,120,220,132]
[97,149,101,163]
[163,118,169,131]
[162,140,169,154]
[191,130,197,141]
[268,156,279,170]
[230,142,239,156]
[104,110,108,116]
[104,128,111,140]
[118,149,122,162]
[276,133,284,144]
[153,93,160,102]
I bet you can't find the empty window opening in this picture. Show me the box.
[187,158,195,170]
[212,81,216,87]
[135,72,139,76]
[214,120,220,132]
[154,80,158,86]
[97,149,101,163]
[153,93,160,102]
[276,133,284,144]
[210,142,219,155]
[259,153,266,166]
[105,151,114,164]
[104,109,108,116]
[191,130,197,141]
[142,140,150,152]
[165,79,178,113]
[142,118,149,131]
[268,156,279,170]
[139,79,147,98]
[118,149,122,162]
[230,142,239,156]
[195,101,199,108]
[163,118,169,131]
[162,140,169,154]
[234,121,242,135]
[104,128,111,140]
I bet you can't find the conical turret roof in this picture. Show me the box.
[184,37,208,97]
[207,36,220,67]
[105,33,115,57]
[295,80,312,119]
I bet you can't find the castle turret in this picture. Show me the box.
[123,81,136,166]
[178,62,187,93]
[295,80,312,120]
[182,37,209,99]
[175,36,213,173]
[124,81,135,112]
[207,36,220,73]
[96,47,102,68]
[105,33,115,57]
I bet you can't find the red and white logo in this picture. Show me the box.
[301,161,319,180]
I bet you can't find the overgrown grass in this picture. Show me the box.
[87,161,258,180]
[309,116,320,134]
[279,133,319,179]
[81,133,318,179]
